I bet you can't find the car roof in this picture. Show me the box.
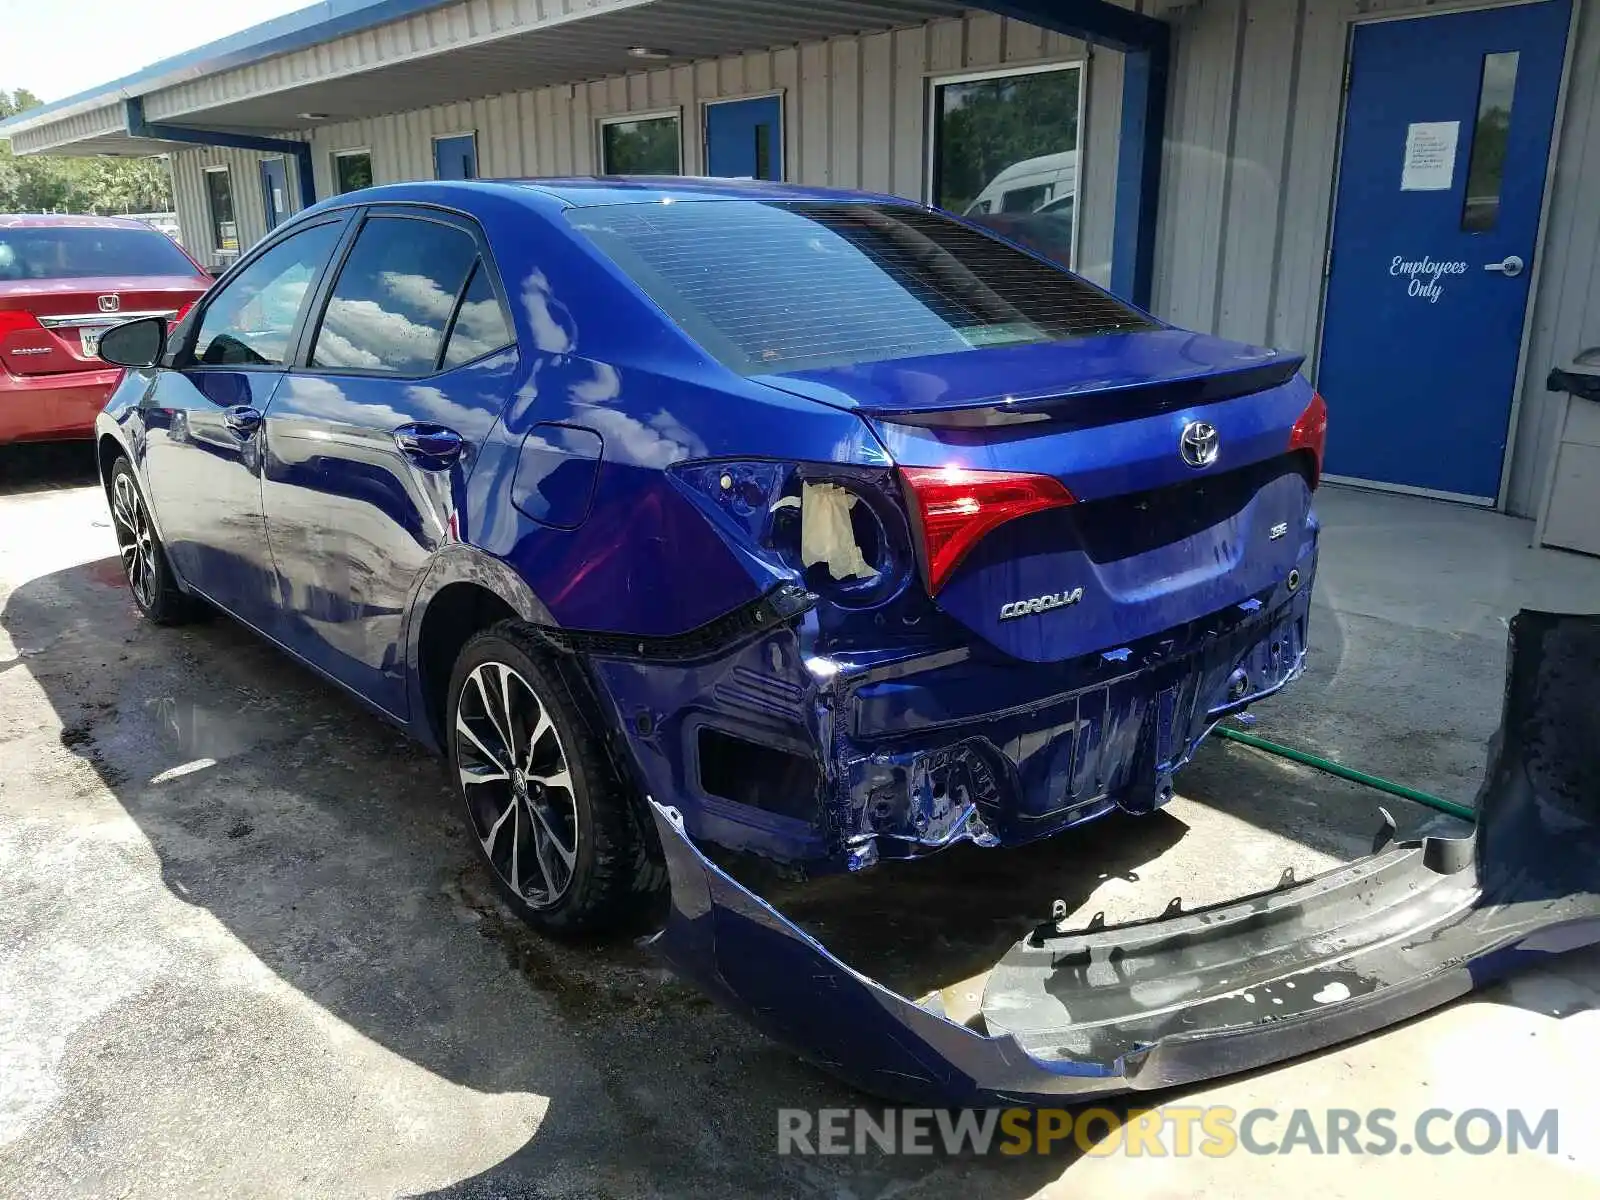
[308,176,913,215]
[0,213,162,230]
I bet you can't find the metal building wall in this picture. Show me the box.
[1514,0,1600,516]
[169,144,307,268]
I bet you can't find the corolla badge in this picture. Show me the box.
[999,587,1085,621]
[1180,420,1220,468]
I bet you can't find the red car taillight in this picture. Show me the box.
[1289,391,1328,486]
[899,466,1076,595]
[0,310,43,335]
[172,301,195,326]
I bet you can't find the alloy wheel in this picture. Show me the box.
[454,661,579,909]
[111,472,158,610]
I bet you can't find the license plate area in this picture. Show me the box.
[79,325,113,357]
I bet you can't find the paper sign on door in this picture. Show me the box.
[1400,121,1459,191]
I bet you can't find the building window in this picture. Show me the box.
[599,112,682,175]
[1461,51,1520,233]
[929,63,1083,269]
[333,150,374,194]
[433,133,478,180]
[203,166,238,255]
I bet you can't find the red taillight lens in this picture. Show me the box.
[1289,391,1328,486]
[0,310,43,335]
[899,466,1076,595]
[172,301,195,326]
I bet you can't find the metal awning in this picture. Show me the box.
[0,0,967,153]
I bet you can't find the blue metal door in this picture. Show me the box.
[434,133,477,180]
[705,96,782,179]
[1318,1,1569,501]
[260,158,289,230]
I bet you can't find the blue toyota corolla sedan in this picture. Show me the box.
[92,177,1325,934]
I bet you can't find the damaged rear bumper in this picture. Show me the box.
[645,610,1600,1106]
[596,575,1313,871]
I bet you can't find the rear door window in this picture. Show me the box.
[193,221,343,367]
[440,262,513,368]
[310,215,479,375]
[567,200,1153,375]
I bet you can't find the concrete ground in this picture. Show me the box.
[1,443,1598,1198]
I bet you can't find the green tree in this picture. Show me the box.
[1,87,173,215]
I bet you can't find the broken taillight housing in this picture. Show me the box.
[899,466,1076,595]
[669,460,914,607]
[1289,391,1328,486]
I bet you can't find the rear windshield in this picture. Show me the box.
[566,200,1155,375]
[0,226,196,282]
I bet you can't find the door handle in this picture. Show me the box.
[1484,255,1525,277]
[222,405,262,435]
[394,423,464,465]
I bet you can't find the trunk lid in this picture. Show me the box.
[0,276,205,377]
[759,331,1319,664]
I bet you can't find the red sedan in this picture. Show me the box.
[1,214,211,443]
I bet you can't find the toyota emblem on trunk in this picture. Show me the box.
[97,294,120,313]
[1180,420,1220,468]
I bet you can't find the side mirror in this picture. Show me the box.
[98,316,167,368]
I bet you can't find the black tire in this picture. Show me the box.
[107,456,194,626]
[446,620,664,935]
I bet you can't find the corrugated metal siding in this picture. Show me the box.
[170,144,308,268]
[7,103,125,155]
[1513,0,1599,514]
[145,0,647,121]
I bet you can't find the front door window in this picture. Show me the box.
[192,221,343,366]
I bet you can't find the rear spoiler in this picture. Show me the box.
[645,610,1600,1106]
[860,356,1306,429]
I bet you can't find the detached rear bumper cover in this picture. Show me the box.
[646,610,1600,1106]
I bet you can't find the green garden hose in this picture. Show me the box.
[1213,725,1477,823]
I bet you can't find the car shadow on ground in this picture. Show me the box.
[2,549,1110,1195]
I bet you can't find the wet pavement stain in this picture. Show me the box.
[443,867,712,1023]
